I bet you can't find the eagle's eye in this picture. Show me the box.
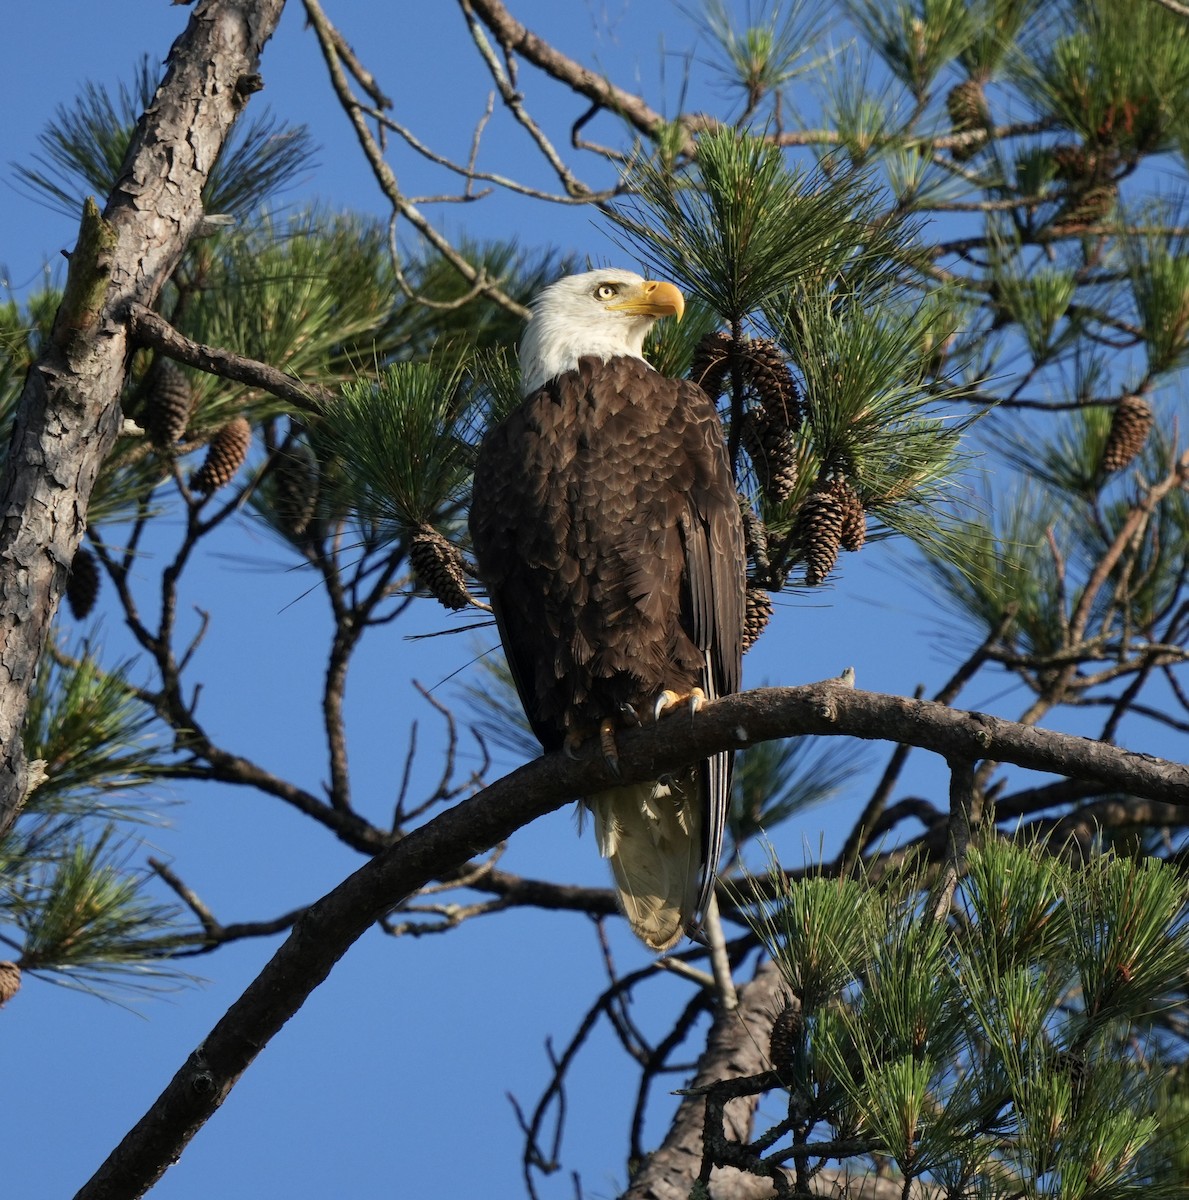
[594,283,619,300]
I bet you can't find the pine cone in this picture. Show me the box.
[741,502,770,574]
[66,546,101,620]
[272,444,319,537]
[945,79,989,161]
[409,526,473,611]
[144,359,195,448]
[1054,181,1117,230]
[832,479,867,552]
[1050,142,1095,184]
[0,961,21,1006]
[688,330,733,400]
[741,338,801,431]
[769,998,803,1072]
[742,586,773,653]
[1101,394,1154,474]
[191,416,252,496]
[742,410,798,504]
[796,487,846,586]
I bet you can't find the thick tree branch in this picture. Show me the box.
[74,681,1186,1199]
[0,0,287,838]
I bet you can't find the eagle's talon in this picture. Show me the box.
[599,718,621,778]
[654,687,708,721]
[619,702,641,726]
[564,731,584,761]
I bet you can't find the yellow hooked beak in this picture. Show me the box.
[607,279,685,321]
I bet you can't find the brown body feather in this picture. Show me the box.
[470,355,745,948]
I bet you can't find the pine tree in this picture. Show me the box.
[2,4,1188,1196]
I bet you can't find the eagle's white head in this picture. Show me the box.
[519,268,685,396]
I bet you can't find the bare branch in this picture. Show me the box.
[302,0,529,319]
[126,302,332,410]
[461,0,679,146]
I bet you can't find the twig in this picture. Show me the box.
[930,756,981,923]
[149,859,221,940]
[303,0,529,319]
[702,893,738,1011]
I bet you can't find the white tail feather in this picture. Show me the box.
[586,771,701,951]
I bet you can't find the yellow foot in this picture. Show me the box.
[599,718,621,778]
[653,687,707,721]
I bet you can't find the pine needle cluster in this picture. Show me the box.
[745,840,1189,1193]
[1,650,185,998]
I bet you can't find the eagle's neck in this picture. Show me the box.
[519,312,653,396]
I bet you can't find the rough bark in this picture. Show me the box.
[0,0,287,838]
[71,679,1186,1200]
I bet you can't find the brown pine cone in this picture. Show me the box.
[741,338,801,431]
[272,443,319,537]
[1051,142,1094,184]
[409,526,473,611]
[742,586,773,653]
[0,960,21,1006]
[832,479,867,552]
[769,998,803,1072]
[1101,394,1154,474]
[191,417,252,496]
[945,79,989,161]
[796,487,846,586]
[741,500,770,570]
[1054,181,1117,230]
[688,330,733,401]
[66,546,101,620]
[144,359,195,448]
[742,410,798,504]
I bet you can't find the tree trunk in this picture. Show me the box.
[0,0,287,838]
[625,958,925,1199]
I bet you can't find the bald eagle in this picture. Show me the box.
[469,269,746,950]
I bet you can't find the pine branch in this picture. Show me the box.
[126,303,333,411]
[73,679,1188,1199]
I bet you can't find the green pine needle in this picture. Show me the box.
[182,210,400,424]
[729,736,868,854]
[765,282,975,508]
[1122,220,1189,377]
[957,0,1045,78]
[690,0,830,117]
[23,649,168,824]
[10,828,188,996]
[750,841,1188,1189]
[1012,0,1189,159]
[919,484,1069,656]
[609,127,887,324]
[642,298,723,380]
[323,355,473,532]
[14,54,315,222]
[842,0,977,102]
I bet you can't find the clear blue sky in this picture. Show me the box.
[2,4,1031,1199]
